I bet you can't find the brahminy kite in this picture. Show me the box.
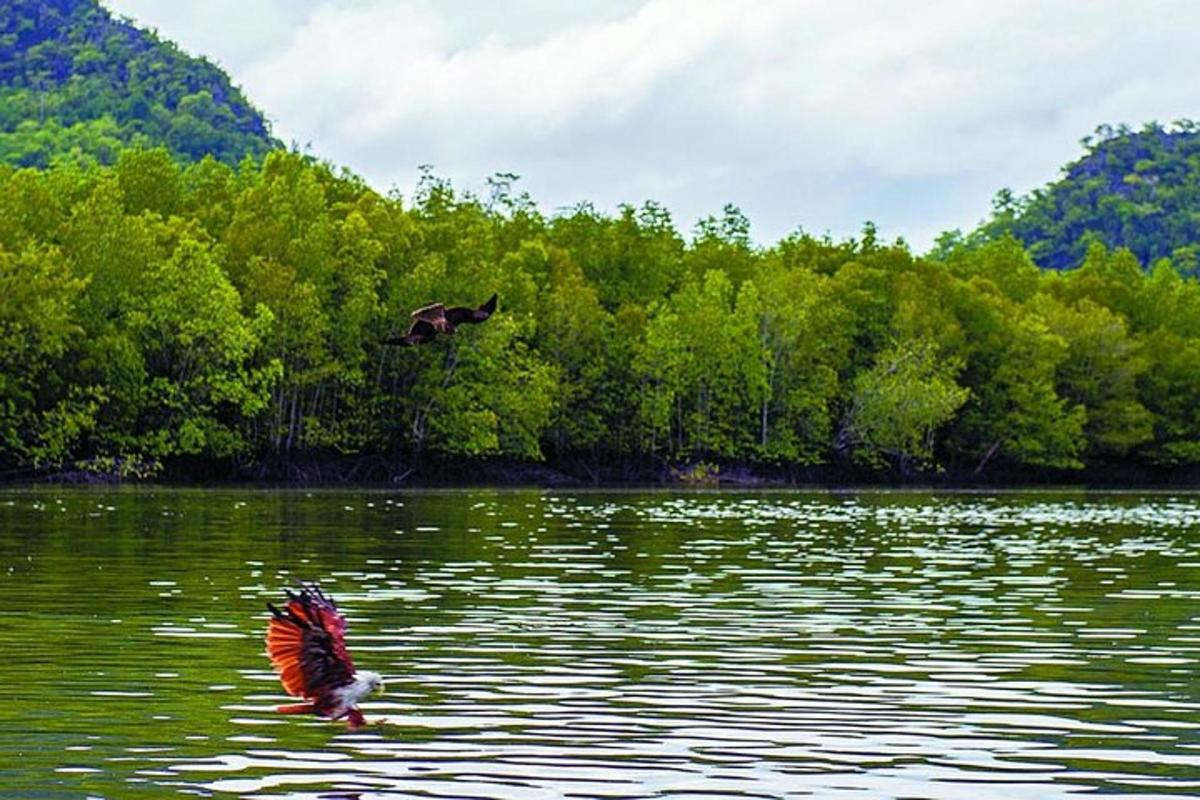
[265,585,383,728]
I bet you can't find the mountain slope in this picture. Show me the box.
[987,122,1200,270]
[0,0,279,166]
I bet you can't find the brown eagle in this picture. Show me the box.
[383,293,498,346]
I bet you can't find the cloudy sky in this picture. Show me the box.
[103,0,1200,249]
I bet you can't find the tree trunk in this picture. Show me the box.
[974,438,1004,475]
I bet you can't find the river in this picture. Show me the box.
[1,488,1197,798]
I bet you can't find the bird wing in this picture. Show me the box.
[411,303,448,323]
[266,586,356,702]
[406,318,438,337]
[445,293,497,326]
[382,318,438,346]
[411,303,453,333]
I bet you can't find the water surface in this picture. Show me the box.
[1,488,1198,798]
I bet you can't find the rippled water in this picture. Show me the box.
[2,489,1199,798]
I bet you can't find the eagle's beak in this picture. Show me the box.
[378,681,387,695]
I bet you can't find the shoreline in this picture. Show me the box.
[6,456,1200,491]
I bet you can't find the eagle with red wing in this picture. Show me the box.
[266,585,383,729]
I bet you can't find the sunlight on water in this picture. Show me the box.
[1,489,1199,798]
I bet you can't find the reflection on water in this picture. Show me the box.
[1,489,1199,798]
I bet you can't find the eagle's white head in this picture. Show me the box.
[356,670,385,695]
[340,669,386,709]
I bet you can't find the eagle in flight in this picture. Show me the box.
[265,585,383,729]
[383,293,498,347]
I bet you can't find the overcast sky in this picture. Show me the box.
[103,0,1200,249]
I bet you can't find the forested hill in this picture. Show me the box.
[0,0,278,167]
[978,122,1200,271]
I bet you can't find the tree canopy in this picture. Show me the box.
[1,149,1199,481]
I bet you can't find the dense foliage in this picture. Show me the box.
[957,121,1200,271]
[4,148,1200,481]
[0,0,277,168]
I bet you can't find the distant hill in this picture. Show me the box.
[981,121,1200,271]
[0,0,279,167]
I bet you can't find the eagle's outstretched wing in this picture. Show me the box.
[266,585,356,704]
[445,293,497,326]
[411,303,452,332]
[382,318,438,346]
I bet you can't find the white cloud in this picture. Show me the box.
[104,0,1200,248]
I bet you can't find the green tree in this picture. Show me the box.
[0,243,86,466]
[131,236,278,459]
[1138,329,1200,464]
[538,251,618,455]
[413,316,557,460]
[837,339,968,472]
[636,270,768,460]
[1034,295,1153,458]
[949,286,1087,472]
[752,256,850,463]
